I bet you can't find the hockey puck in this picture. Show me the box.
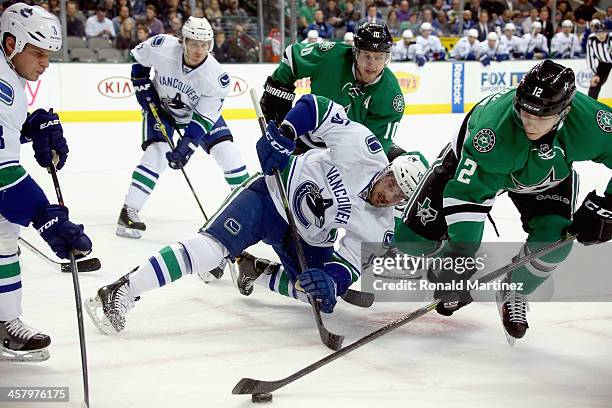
[251,392,273,403]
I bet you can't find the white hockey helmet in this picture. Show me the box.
[487,32,498,41]
[402,29,414,39]
[531,21,542,31]
[0,3,62,61]
[504,23,516,32]
[467,28,479,38]
[420,22,433,32]
[343,32,354,42]
[389,155,427,198]
[307,29,319,39]
[561,20,573,28]
[182,16,214,52]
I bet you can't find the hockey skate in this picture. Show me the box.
[116,205,146,239]
[197,258,227,283]
[1,318,51,362]
[85,271,138,334]
[235,252,277,296]
[496,275,530,345]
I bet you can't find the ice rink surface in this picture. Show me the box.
[1,114,611,408]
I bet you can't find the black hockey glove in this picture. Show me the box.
[569,191,612,245]
[427,253,476,316]
[260,76,295,125]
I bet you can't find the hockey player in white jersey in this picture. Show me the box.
[449,29,483,61]
[478,32,510,65]
[391,30,417,62]
[117,17,249,239]
[550,20,581,59]
[414,22,446,67]
[522,21,549,60]
[0,4,92,361]
[85,95,426,333]
[500,23,524,59]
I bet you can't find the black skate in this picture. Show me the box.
[496,276,529,345]
[116,205,146,239]
[1,318,51,362]
[85,271,138,334]
[197,258,227,284]
[235,252,278,296]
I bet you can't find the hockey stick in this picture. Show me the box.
[232,235,576,397]
[18,237,101,273]
[48,164,90,408]
[147,102,239,285]
[250,89,344,350]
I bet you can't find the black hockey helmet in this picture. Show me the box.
[353,23,393,53]
[514,60,576,117]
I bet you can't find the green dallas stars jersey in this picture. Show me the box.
[270,42,404,153]
[398,87,612,247]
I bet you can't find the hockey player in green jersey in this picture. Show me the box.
[395,60,612,341]
[259,23,407,158]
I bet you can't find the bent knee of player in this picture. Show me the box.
[142,142,172,173]
[179,232,229,274]
[0,219,20,256]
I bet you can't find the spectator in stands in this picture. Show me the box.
[517,0,534,14]
[66,0,86,38]
[538,7,553,44]
[397,0,411,22]
[48,0,61,16]
[401,12,420,34]
[213,30,230,62]
[130,0,146,17]
[206,0,223,21]
[343,31,354,45]
[112,5,134,37]
[144,4,164,36]
[452,9,475,35]
[359,4,385,25]
[299,0,318,34]
[85,6,116,39]
[101,0,117,19]
[432,10,451,36]
[166,15,183,37]
[228,24,258,62]
[447,0,461,24]
[574,0,597,25]
[522,7,538,34]
[305,9,334,39]
[465,0,481,22]
[475,10,494,41]
[511,10,524,35]
[116,18,138,51]
[224,0,248,21]
[160,0,187,22]
[387,10,401,37]
[325,0,344,28]
[136,25,149,43]
[606,6,612,30]
[341,1,361,33]
[301,29,323,43]
[500,0,520,13]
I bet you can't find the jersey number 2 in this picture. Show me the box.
[457,158,477,184]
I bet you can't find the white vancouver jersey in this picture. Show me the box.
[391,41,417,61]
[0,55,28,163]
[131,34,230,126]
[521,33,549,54]
[265,96,394,272]
[550,32,581,58]
[415,35,444,57]
[450,37,483,59]
[500,34,524,55]
[479,39,509,57]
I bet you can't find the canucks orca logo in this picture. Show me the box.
[293,181,333,229]
[162,93,188,110]
[218,73,230,88]
[151,35,165,47]
[0,80,14,106]
[20,8,33,18]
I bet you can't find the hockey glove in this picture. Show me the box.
[569,191,612,245]
[496,53,509,62]
[437,50,446,61]
[479,54,491,66]
[297,263,352,314]
[427,253,476,316]
[466,52,477,61]
[166,135,199,169]
[416,54,426,67]
[32,205,92,260]
[256,121,295,175]
[21,109,68,170]
[133,77,161,114]
[525,51,534,60]
[260,76,296,125]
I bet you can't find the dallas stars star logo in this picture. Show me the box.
[416,197,438,225]
[508,168,566,194]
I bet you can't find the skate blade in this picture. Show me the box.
[116,225,143,239]
[495,291,516,347]
[85,295,119,335]
[197,270,214,284]
[1,346,50,363]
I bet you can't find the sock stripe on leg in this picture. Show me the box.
[136,165,159,179]
[149,256,166,287]
[159,245,183,282]
[132,171,156,190]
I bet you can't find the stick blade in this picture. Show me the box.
[341,289,375,308]
[232,378,281,395]
[61,258,102,273]
[321,331,344,351]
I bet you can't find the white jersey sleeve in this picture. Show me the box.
[0,57,28,164]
